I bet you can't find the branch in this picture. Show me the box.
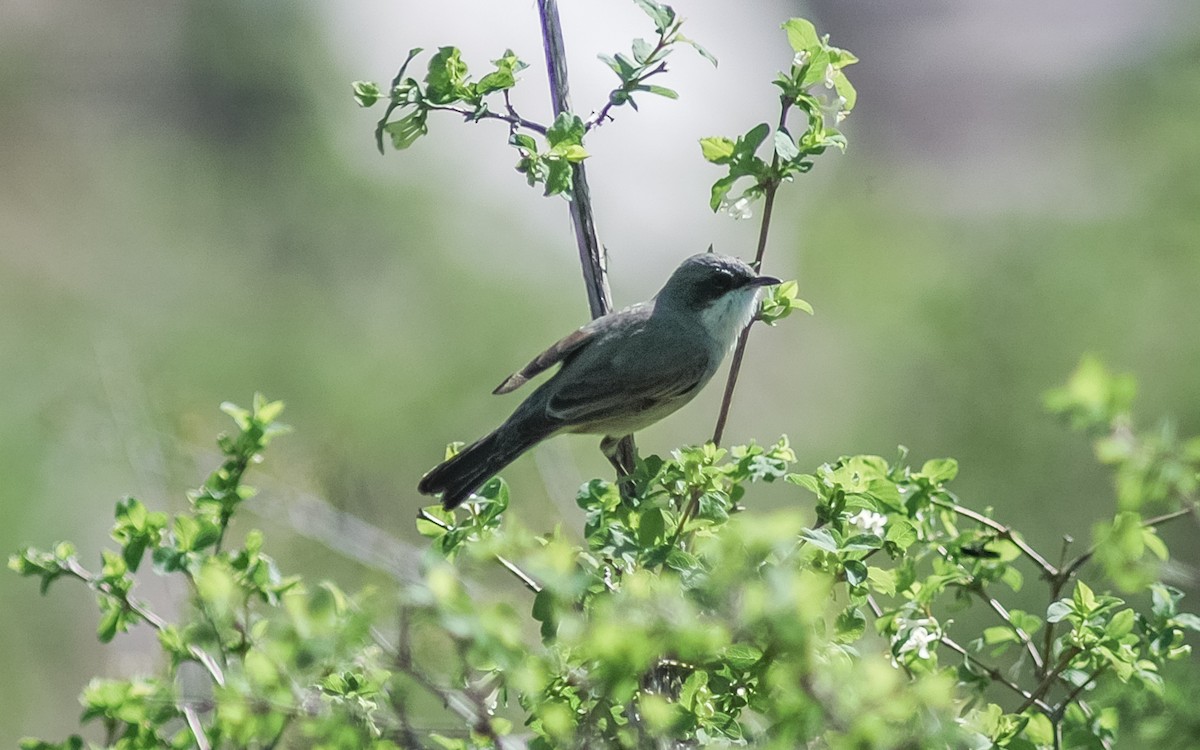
[536,0,637,473]
[974,586,1045,671]
[711,98,790,446]
[1059,504,1196,582]
[939,635,1054,714]
[536,0,612,320]
[64,558,227,687]
[931,495,1059,579]
[417,509,543,594]
[425,103,547,135]
[1016,646,1081,713]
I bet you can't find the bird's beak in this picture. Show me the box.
[747,275,782,288]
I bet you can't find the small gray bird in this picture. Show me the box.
[418,252,781,509]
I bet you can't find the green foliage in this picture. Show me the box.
[354,0,713,198]
[13,365,1200,748]
[701,19,857,216]
[595,0,716,121]
[1046,355,1200,589]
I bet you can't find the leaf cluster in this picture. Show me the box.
[700,18,858,216]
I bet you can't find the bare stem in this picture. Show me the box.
[711,98,789,446]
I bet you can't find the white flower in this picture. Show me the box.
[792,50,809,69]
[725,196,753,220]
[892,616,941,664]
[847,509,887,536]
[823,63,837,89]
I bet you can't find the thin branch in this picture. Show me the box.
[1054,667,1104,719]
[585,61,669,130]
[425,103,547,135]
[417,509,544,594]
[931,495,1059,579]
[183,705,212,750]
[711,98,790,446]
[939,635,1054,714]
[974,587,1044,671]
[536,0,636,474]
[64,558,227,687]
[1059,504,1196,582]
[1016,646,1081,713]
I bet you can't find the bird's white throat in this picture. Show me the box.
[699,287,761,353]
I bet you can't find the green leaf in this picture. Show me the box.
[632,0,675,33]
[645,85,679,99]
[638,508,666,546]
[544,158,573,197]
[546,112,586,148]
[425,46,470,105]
[833,70,857,112]
[834,606,866,642]
[1107,608,1136,638]
[741,123,770,154]
[782,18,821,55]
[867,566,897,596]
[1046,600,1072,623]
[680,36,717,67]
[982,626,1020,646]
[844,559,868,587]
[476,49,527,95]
[786,473,822,496]
[384,109,429,150]
[721,644,764,669]
[801,527,839,552]
[920,458,959,483]
[699,136,735,164]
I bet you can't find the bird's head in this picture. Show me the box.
[655,253,782,347]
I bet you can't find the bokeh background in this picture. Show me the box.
[3,0,1199,744]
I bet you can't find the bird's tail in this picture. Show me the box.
[417,421,549,509]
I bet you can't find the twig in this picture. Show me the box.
[1016,646,1081,713]
[973,586,1045,671]
[425,103,547,135]
[1059,504,1196,582]
[183,705,212,750]
[711,98,790,446]
[63,558,227,687]
[417,509,543,594]
[1055,667,1104,718]
[930,495,1059,579]
[939,635,1054,714]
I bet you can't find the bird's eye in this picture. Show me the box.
[710,272,735,293]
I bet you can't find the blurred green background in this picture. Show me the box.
[3,0,1198,744]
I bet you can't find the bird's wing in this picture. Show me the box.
[493,325,596,395]
[545,333,711,426]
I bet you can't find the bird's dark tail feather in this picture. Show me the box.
[417,423,547,509]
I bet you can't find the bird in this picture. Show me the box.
[417,252,781,509]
